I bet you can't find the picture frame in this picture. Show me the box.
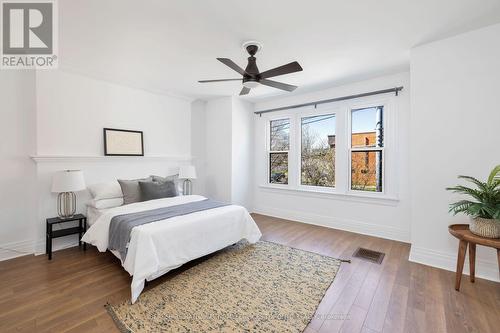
[103,128,144,156]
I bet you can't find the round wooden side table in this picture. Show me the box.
[448,224,500,291]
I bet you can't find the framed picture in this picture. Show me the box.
[103,128,144,156]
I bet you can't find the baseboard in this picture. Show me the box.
[252,205,410,243]
[0,237,80,261]
[0,239,35,261]
[409,246,499,282]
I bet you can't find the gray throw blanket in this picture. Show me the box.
[109,199,230,260]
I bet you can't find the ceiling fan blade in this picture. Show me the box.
[259,61,303,79]
[260,79,297,92]
[239,87,251,95]
[198,79,241,83]
[217,58,247,76]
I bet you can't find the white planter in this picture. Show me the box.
[470,217,500,238]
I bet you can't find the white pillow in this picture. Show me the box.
[87,197,124,209]
[87,181,123,200]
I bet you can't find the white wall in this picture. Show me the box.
[36,70,192,156]
[193,97,255,209]
[253,72,411,242]
[1,69,194,258]
[231,98,254,209]
[190,100,207,196]
[0,71,37,260]
[204,97,233,202]
[409,23,500,281]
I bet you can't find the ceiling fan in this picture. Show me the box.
[198,41,303,96]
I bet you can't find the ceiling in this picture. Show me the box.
[58,0,500,101]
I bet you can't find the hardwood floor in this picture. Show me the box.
[1,214,499,332]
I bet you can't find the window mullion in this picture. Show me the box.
[289,115,299,188]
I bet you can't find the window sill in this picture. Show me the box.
[257,184,399,206]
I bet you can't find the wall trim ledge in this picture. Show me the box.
[30,155,193,163]
[258,185,399,206]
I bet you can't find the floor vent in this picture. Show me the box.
[353,247,385,264]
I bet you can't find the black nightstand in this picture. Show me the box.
[46,214,87,260]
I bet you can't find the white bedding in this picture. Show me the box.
[82,195,262,303]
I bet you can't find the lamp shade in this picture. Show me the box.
[178,165,197,179]
[51,170,86,193]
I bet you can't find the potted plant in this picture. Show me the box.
[446,165,500,238]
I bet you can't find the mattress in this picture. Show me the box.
[86,206,112,226]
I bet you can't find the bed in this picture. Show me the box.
[82,195,262,303]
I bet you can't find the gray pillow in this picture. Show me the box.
[151,174,183,195]
[118,176,152,204]
[139,180,178,201]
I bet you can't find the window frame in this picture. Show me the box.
[267,117,291,186]
[297,108,338,192]
[347,101,388,196]
[260,95,397,202]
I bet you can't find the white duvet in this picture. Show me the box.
[82,195,262,303]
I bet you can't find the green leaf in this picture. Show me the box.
[457,175,490,192]
[449,200,475,215]
[482,206,497,218]
[487,165,500,186]
[447,166,500,219]
[446,185,484,202]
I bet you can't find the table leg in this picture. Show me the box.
[469,243,476,283]
[83,218,87,251]
[45,223,49,256]
[455,240,468,291]
[48,224,52,260]
[78,219,82,247]
[45,233,49,256]
[497,249,500,279]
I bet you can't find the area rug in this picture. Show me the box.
[107,241,341,333]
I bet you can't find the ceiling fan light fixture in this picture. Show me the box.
[243,80,260,88]
[199,41,302,95]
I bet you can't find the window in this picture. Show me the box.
[269,119,290,184]
[301,114,336,187]
[350,106,384,192]
[263,100,392,199]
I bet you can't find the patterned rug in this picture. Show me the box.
[107,241,341,333]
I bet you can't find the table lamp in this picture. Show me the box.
[179,165,196,195]
[51,170,86,218]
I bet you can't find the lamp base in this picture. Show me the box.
[183,179,193,195]
[57,192,76,218]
